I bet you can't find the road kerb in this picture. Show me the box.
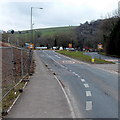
[54,75,76,118]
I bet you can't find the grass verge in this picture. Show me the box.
[57,50,114,64]
[1,76,29,117]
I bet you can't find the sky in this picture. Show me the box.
[0,0,120,31]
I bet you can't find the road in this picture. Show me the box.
[37,50,118,118]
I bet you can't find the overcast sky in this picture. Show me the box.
[0,0,119,31]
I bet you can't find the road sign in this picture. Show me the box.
[68,43,72,48]
[98,43,103,50]
[28,43,34,49]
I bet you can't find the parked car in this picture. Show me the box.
[65,48,75,51]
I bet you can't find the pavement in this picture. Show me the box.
[5,51,72,118]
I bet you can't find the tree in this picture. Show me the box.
[2,32,8,42]
[106,19,120,56]
[102,9,120,55]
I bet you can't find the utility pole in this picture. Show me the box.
[30,7,43,48]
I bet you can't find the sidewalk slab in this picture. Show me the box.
[6,51,71,118]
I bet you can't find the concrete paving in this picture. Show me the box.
[5,51,72,118]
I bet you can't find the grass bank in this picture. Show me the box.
[1,77,29,117]
[57,50,114,64]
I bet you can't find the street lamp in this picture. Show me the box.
[31,7,43,30]
[30,7,43,47]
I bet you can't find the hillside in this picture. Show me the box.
[34,26,77,37]
[2,16,119,56]
[13,26,77,46]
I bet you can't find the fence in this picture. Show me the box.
[1,47,33,99]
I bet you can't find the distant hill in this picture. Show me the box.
[33,26,77,37]
[7,16,119,56]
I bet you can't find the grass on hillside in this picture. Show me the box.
[36,26,77,36]
[57,50,114,64]
[15,26,77,43]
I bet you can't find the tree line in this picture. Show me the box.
[1,10,120,56]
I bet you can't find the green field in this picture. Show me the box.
[35,26,77,37]
[16,26,77,44]
[21,26,77,36]
[57,50,114,64]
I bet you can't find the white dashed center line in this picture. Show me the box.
[86,101,92,111]
[75,74,78,76]
[84,83,89,88]
[86,91,92,97]
[45,51,93,112]
[81,79,85,82]
[72,72,76,74]
[55,55,61,59]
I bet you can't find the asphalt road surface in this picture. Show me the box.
[37,50,118,119]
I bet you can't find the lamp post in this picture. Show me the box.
[30,7,43,48]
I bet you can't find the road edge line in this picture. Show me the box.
[54,75,76,118]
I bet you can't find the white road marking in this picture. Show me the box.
[55,55,61,59]
[86,101,92,111]
[54,75,76,118]
[44,51,94,113]
[57,52,118,74]
[84,83,89,88]
[75,74,78,76]
[43,51,65,68]
[81,79,85,82]
[86,91,92,97]
[62,60,76,64]
[69,70,72,72]
[73,72,76,74]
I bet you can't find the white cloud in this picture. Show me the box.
[0,0,119,31]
